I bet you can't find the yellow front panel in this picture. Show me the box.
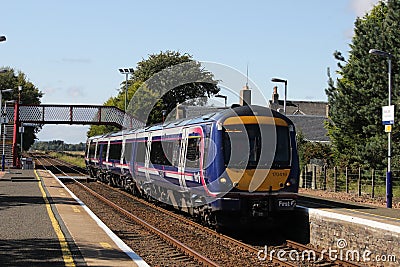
[223,116,288,127]
[226,168,290,192]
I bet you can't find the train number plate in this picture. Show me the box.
[277,199,296,209]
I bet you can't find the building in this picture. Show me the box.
[269,86,330,143]
[175,85,331,143]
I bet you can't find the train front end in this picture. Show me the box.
[207,105,299,220]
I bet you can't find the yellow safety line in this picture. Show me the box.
[301,194,400,222]
[34,170,76,267]
[344,208,400,222]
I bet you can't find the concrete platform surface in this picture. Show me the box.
[298,193,400,230]
[0,169,148,267]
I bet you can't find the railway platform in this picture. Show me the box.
[0,169,148,267]
[296,194,400,266]
[298,193,400,228]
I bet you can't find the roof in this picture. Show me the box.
[270,100,328,117]
[287,115,330,142]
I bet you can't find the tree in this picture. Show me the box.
[326,0,400,169]
[296,131,333,169]
[88,51,219,137]
[0,68,43,151]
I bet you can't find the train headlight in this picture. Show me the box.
[286,181,291,187]
[219,177,227,184]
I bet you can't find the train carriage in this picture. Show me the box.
[85,105,299,226]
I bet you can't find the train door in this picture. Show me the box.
[93,141,99,167]
[120,136,126,174]
[144,132,152,182]
[178,128,189,190]
[105,140,111,170]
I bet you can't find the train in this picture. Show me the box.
[85,105,300,227]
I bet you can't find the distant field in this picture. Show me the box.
[49,151,86,168]
[63,151,85,156]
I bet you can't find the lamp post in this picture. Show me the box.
[118,68,134,112]
[271,78,288,115]
[0,36,6,42]
[369,48,393,208]
[215,94,228,107]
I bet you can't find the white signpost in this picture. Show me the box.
[382,105,395,125]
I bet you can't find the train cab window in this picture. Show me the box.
[223,124,290,168]
[109,142,122,160]
[186,137,201,169]
[274,127,290,164]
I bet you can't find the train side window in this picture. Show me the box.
[94,142,99,159]
[136,141,147,163]
[101,143,108,161]
[172,140,180,167]
[150,141,172,166]
[124,142,133,163]
[88,142,96,158]
[109,143,122,160]
[186,137,201,169]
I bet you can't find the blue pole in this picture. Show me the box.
[1,154,5,171]
[387,57,392,208]
[386,171,393,208]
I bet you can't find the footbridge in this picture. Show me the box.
[2,103,144,167]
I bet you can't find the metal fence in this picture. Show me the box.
[300,165,400,198]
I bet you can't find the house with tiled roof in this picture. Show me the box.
[269,86,330,143]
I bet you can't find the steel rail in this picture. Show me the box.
[34,155,220,267]
[99,182,298,267]
[73,180,220,267]
[35,155,301,267]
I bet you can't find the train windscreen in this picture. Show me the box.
[223,124,290,169]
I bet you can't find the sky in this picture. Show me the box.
[0,0,379,143]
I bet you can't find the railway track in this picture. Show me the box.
[32,153,364,267]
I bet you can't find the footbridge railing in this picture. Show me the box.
[3,104,145,167]
[17,104,144,129]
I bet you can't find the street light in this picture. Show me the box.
[119,68,134,112]
[271,78,288,115]
[369,48,393,208]
[215,94,228,107]
[0,36,6,42]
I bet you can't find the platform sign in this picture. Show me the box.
[382,105,395,125]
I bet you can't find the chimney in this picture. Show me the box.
[272,86,279,104]
[240,84,251,106]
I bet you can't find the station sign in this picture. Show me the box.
[382,105,395,125]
